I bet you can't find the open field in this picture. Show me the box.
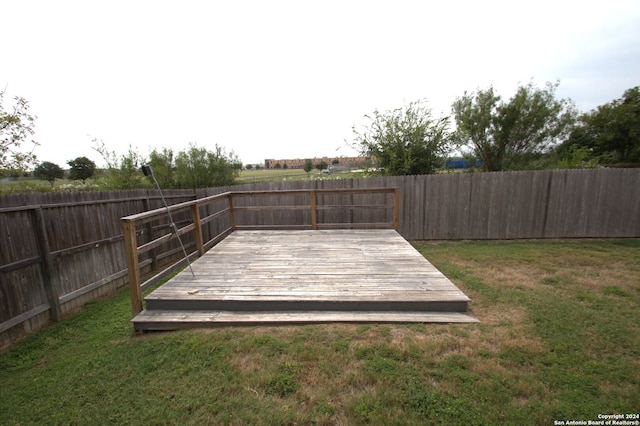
[0,168,364,193]
[1,239,638,424]
[237,168,366,183]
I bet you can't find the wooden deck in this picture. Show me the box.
[132,230,477,331]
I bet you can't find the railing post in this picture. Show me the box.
[142,197,158,270]
[123,219,143,316]
[393,188,400,231]
[191,204,204,256]
[228,193,236,230]
[310,190,318,230]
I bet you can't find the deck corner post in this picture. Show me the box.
[228,193,237,231]
[191,204,204,256]
[393,188,400,231]
[123,219,143,316]
[310,190,318,230]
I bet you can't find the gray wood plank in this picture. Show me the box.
[132,310,479,330]
[140,230,476,327]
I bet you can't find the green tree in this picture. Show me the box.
[303,159,313,176]
[33,161,64,187]
[93,138,149,189]
[452,81,576,171]
[174,143,241,190]
[315,160,328,171]
[571,86,640,165]
[148,148,176,189]
[351,99,450,175]
[67,156,96,183]
[1,90,38,175]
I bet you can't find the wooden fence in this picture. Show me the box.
[0,190,197,349]
[198,168,640,240]
[1,168,639,348]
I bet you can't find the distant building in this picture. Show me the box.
[264,156,369,170]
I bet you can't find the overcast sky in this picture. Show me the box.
[2,0,639,168]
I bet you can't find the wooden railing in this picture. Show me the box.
[122,188,399,316]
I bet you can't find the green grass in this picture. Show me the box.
[1,239,639,424]
[0,177,101,193]
[237,168,366,183]
[0,168,365,193]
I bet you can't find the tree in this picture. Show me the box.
[148,148,176,189]
[452,81,576,171]
[93,138,150,189]
[351,99,450,175]
[174,143,241,190]
[33,161,64,187]
[567,86,640,165]
[315,160,328,171]
[1,90,38,175]
[67,156,96,183]
[303,159,313,176]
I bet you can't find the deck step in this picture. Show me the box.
[132,309,479,331]
[145,297,469,313]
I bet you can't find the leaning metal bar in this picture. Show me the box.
[148,171,195,277]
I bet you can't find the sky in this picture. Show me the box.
[2,0,640,168]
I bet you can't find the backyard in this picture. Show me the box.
[1,239,638,424]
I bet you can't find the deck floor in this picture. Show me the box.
[134,230,477,330]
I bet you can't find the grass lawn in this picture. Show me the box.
[237,168,365,183]
[1,239,638,424]
[0,169,364,193]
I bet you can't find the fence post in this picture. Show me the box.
[310,190,318,230]
[123,219,142,316]
[191,203,204,256]
[393,188,400,231]
[33,207,62,321]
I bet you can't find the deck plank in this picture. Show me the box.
[133,310,479,331]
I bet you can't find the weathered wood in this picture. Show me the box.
[0,304,50,334]
[228,194,236,230]
[310,190,317,230]
[133,310,479,330]
[32,207,61,321]
[191,204,204,256]
[394,187,400,231]
[143,197,158,270]
[123,220,143,316]
[135,230,476,330]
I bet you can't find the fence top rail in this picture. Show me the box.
[230,187,397,197]
[0,194,197,214]
[121,188,398,224]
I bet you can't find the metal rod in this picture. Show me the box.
[143,166,195,277]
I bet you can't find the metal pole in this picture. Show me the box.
[142,165,195,277]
